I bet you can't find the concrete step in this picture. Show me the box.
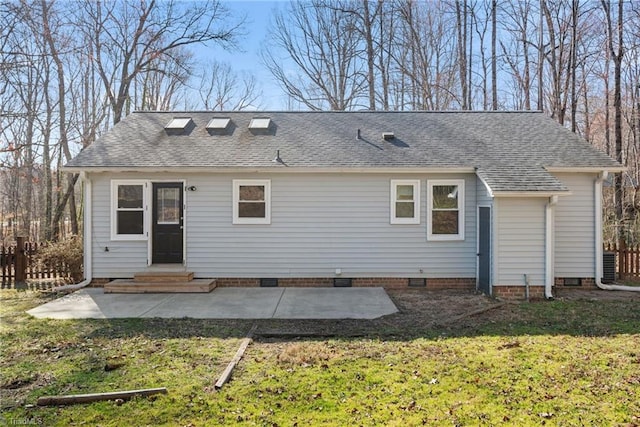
[105,278,216,293]
[134,271,194,283]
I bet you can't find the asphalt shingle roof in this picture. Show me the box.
[476,165,569,193]
[65,111,621,193]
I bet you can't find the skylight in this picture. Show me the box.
[165,117,192,130]
[206,117,231,130]
[249,117,271,129]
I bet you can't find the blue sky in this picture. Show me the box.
[203,0,290,109]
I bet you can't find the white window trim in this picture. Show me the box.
[390,180,420,224]
[110,180,148,241]
[233,179,271,225]
[427,179,465,241]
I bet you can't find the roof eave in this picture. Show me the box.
[545,166,626,173]
[62,166,478,174]
[492,190,572,198]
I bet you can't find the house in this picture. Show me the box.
[64,111,623,298]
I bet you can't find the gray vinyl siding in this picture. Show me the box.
[88,172,477,279]
[494,197,546,286]
[90,173,149,277]
[553,173,596,277]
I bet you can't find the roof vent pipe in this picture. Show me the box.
[357,129,361,139]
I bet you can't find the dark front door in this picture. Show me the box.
[478,206,491,295]
[152,182,183,264]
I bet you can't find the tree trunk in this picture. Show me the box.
[42,0,78,240]
[612,0,624,243]
[491,0,497,110]
[456,0,468,109]
[51,174,80,239]
[363,0,376,110]
[569,0,578,133]
[537,0,544,111]
[601,0,625,244]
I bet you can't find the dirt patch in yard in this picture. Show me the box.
[255,290,506,338]
[553,287,640,301]
[254,287,640,339]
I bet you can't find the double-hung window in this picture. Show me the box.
[390,180,420,224]
[427,179,465,240]
[111,180,147,240]
[233,179,271,224]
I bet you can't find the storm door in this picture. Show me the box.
[152,182,184,264]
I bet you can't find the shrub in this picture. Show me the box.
[38,235,84,282]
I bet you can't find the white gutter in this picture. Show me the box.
[545,195,558,299]
[595,171,640,292]
[545,166,626,173]
[52,172,92,292]
[494,190,572,198]
[62,166,478,174]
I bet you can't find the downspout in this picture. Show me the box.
[52,172,92,292]
[545,195,558,299]
[595,171,640,291]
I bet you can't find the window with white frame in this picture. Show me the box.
[427,179,465,240]
[233,180,271,224]
[390,180,420,224]
[111,180,147,240]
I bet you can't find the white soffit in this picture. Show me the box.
[249,117,271,129]
[206,117,231,130]
[165,117,192,130]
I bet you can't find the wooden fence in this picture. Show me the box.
[604,243,640,280]
[1,237,74,289]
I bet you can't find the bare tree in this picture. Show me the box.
[1,0,246,242]
[500,0,537,110]
[1,1,54,241]
[393,1,458,110]
[334,0,386,110]
[76,0,242,124]
[39,0,82,238]
[455,0,470,109]
[136,47,194,111]
[601,0,625,243]
[197,60,262,110]
[262,0,366,110]
[541,0,570,124]
[491,0,497,110]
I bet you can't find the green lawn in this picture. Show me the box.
[1,289,639,426]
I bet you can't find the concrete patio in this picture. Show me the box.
[26,287,398,320]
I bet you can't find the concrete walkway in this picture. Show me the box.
[26,287,398,320]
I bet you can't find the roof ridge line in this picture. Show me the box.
[131,110,545,114]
